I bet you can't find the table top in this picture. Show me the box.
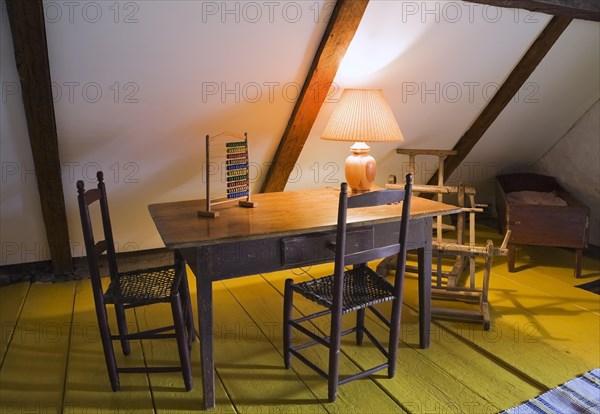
[148,187,461,249]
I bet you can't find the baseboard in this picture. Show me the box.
[0,247,172,286]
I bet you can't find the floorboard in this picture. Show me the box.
[0,228,598,413]
[0,282,75,413]
[136,288,235,413]
[210,279,328,413]
[271,265,538,413]
[402,244,600,393]
[63,279,154,413]
[224,270,407,413]
[0,282,29,365]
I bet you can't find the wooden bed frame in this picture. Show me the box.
[495,173,589,278]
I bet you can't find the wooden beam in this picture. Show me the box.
[260,0,370,193]
[6,1,73,273]
[464,0,599,21]
[427,15,573,187]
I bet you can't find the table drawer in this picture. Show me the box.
[281,227,374,267]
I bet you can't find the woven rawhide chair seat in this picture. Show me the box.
[291,266,395,314]
[104,265,183,307]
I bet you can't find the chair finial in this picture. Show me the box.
[97,171,104,183]
[77,180,85,194]
[340,182,348,194]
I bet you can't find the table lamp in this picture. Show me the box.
[321,88,404,192]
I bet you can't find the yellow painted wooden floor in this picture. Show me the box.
[1,226,599,413]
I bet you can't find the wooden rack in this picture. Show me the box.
[379,149,510,329]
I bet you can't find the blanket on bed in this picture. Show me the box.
[505,190,568,207]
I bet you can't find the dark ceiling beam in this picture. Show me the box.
[427,15,573,187]
[260,0,370,193]
[6,0,73,273]
[464,0,599,21]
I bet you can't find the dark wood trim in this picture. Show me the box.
[6,0,72,273]
[465,0,600,22]
[464,0,599,21]
[260,0,370,193]
[427,16,573,187]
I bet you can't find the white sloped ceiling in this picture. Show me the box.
[0,0,598,264]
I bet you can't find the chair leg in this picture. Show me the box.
[283,279,294,369]
[388,262,406,378]
[387,297,403,379]
[327,301,343,402]
[172,293,193,391]
[356,308,365,345]
[96,303,120,391]
[114,304,130,355]
[176,251,195,344]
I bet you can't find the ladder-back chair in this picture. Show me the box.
[77,171,194,391]
[283,174,413,402]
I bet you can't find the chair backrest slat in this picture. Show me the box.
[347,189,406,209]
[77,172,119,287]
[344,244,401,267]
[334,174,413,287]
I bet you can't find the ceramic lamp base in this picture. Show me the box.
[345,142,376,192]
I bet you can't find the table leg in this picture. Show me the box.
[417,246,431,349]
[195,251,215,410]
[574,249,582,278]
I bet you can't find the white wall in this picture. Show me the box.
[1,1,599,265]
[535,100,600,246]
[1,0,330,264]
[290,1,600,206]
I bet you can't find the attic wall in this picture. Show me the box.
[534,100,600,246]
[1,1,599,267]
[0,0,333,266]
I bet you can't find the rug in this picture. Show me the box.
[576,279,600,295]
[502,368,600,413]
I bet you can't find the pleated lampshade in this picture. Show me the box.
[320,89,403,192]
[322,89,404,143]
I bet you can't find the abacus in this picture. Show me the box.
[198,132,257,218]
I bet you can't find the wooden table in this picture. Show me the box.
[149,187,460,410]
